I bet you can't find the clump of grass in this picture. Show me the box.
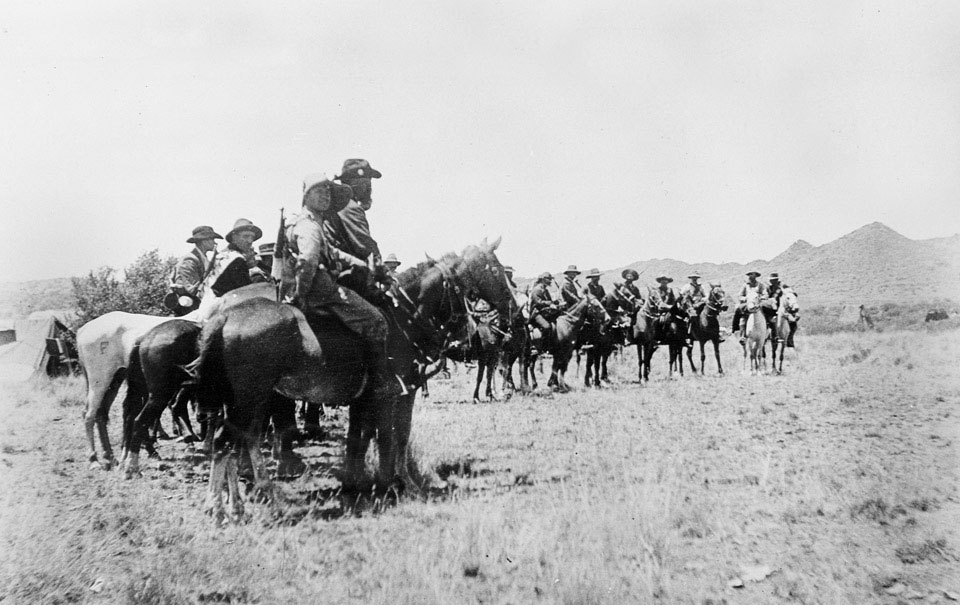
[908,497,940,512]
[850,498,906,524]
[895,538,953,564]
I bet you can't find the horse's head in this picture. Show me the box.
[454,236,517,316]
[780,287,799,314]
[744,289,761,313]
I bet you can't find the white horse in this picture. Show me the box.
[741,290,768,375]
[771,287,800,373]
[77,312,177,469]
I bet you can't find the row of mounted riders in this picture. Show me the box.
[77,244,798,519]
[446,282,799,400]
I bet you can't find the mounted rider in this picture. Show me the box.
[732,270,769,343]
[284,173,399,400]
[503,265,518,295]
[764,272,783,342]
[528,272,561,353]
[679,272,706,344]
[165,225,221,316]
[612,269,644,328]
[324,159,387,301]
[560,265,583,311]
[679,272,706,315]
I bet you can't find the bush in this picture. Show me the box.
[72,249,176,326]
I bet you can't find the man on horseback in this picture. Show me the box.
[732,271,768,344]
[765,272,783,342]
[648,275,678,332]
[585,268,605,299]
[167,226,221,315]
[679,272,707,345]
[326,158,387,300]
[528,272,561,354]
[287,173,399,399]
[503,266,518,295]
[560,265,583,311]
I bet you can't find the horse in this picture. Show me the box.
[741,290,768,374]
[633,293,687,382]
[122,282,297,479]
[467,306,506,404]
[545,295,605,393]
[77,311,177,469]
[499,304,534,394]
[581,296,619,387]
[770,286,799,374]
[194,239,515,519]
[686,284,728,375]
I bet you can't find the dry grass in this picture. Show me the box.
[1,328,959,604]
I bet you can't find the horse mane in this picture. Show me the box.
[395,250,463,289]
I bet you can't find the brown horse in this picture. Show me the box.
[686,284,728,375]
[195,239,516,520]
[546,295,605,393]
[633,291,688,382]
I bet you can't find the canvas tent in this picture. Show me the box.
[0,316,76,382]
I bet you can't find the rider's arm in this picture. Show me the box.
[292,220,324,302]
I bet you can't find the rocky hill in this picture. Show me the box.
[599,222,960,306]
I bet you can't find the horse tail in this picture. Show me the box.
[120,344,146,452]
[194,313,232,422]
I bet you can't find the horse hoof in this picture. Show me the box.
[100,459,115,471]
[472,397,481,405]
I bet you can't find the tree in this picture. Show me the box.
[72,249,177,326]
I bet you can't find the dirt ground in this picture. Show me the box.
[1,327,958,604]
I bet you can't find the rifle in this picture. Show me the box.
[271,208,286,282]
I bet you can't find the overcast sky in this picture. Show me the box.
[2,1,959,282]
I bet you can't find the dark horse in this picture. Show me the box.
[546,295,605,393]
[685,284,728,375]
[121,283,300,479]
[467,306,507,404]
[194,239,515,519]
[499,307,536,394]
[633,293,689,382]
[580,296,617,387]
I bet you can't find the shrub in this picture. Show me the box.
[72,249,176,326]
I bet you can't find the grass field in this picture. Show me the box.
[1,328,958,604]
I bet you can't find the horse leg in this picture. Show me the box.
[472,360,484,404]
[685,343,695,375]
[487,357,500,401]
[86,370,124,469]
[392,392,416,487]
[373,395,397,491]
[713,339,723,375]
[584,351,593,387]
[344,397,372,489]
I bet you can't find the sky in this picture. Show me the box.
[2,0,959,282]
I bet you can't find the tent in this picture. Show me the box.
[0,316,76,382]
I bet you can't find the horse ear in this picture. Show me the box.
[489,235,501,251]
[425,252,435,263]
[480,236,488,247]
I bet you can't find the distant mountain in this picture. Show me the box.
[601,222,960,306]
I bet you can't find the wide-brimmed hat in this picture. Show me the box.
[656,275,673,283]
[538,272,554,281]
[503,265,515,274]
[563,265,581,275]
[586,268,602,278]
[258,243,275,256]
[225,218,262,244]
[688,272,702,280]
[384,253,401,267]
[769,272,780,281]
[338,158,382,180]
[746,270,761,278]
[186,225,222,243]
[303,173,353,212]
[621,269,639,281]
